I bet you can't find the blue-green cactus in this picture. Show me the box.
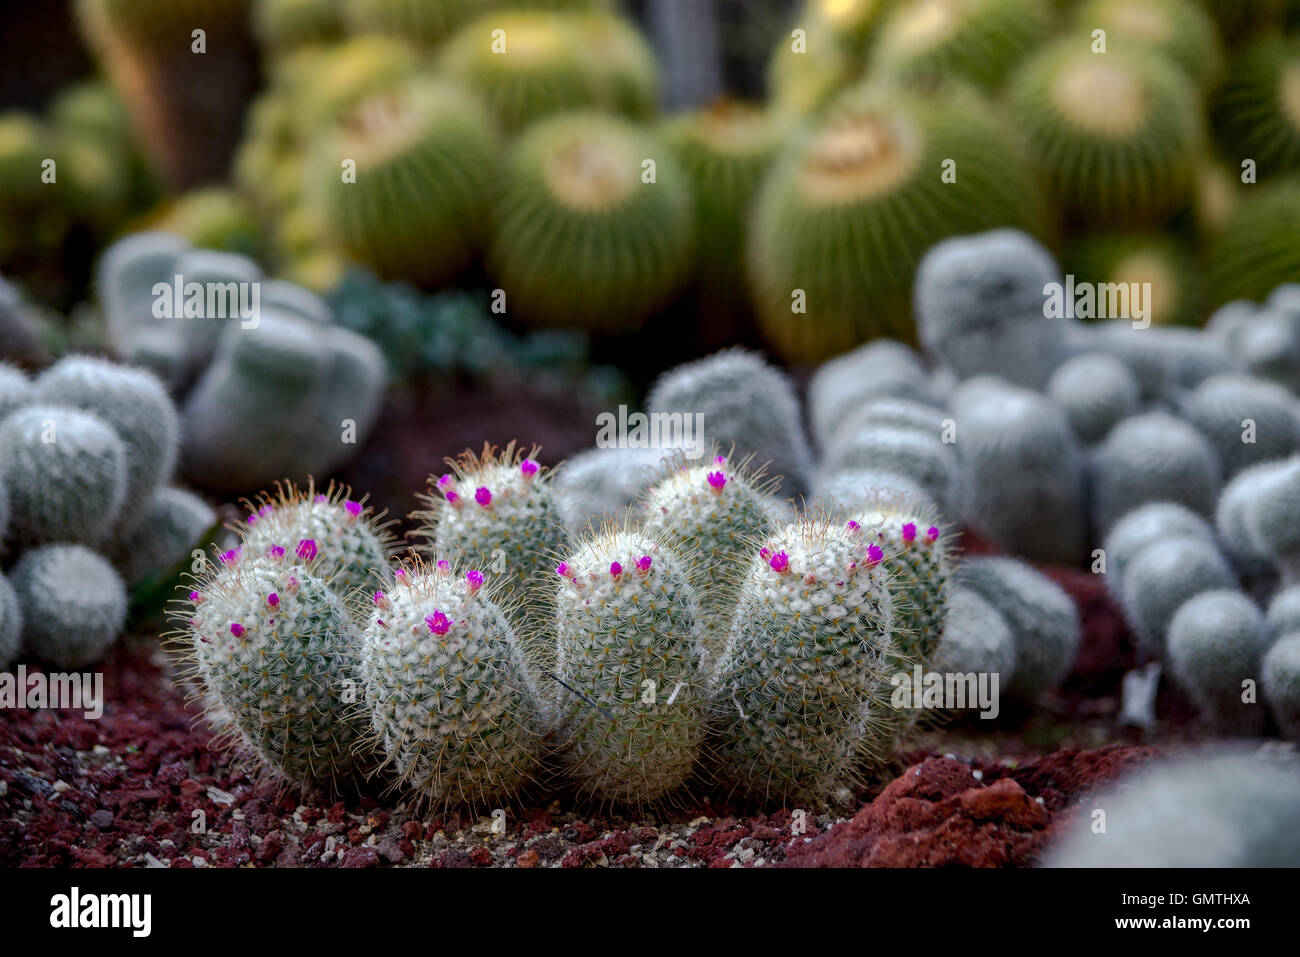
[1179,374,1300,479]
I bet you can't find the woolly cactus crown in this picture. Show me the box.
[10,544,127,669]
[1167,589,1271,734]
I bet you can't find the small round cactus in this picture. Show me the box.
[111,487,217,588]
[1103,501,1217,587]
[1216,459,1290,580]
[1167,589,1271,734]
[176,552,370,789]
[0,404,127,547]
[553,529,707,805]
[647,348,814,501]
[807,339,936,451]
[553,445,666,534]
[1263,634,1300,742]
[1091,322,1233,402]
[360,559,545,809]
[957,556,1080,700]
[1267,586,1300,638]
[1116,536,1237,657]
[1075,0,1223,91]
[1089,411,1222,535]
[1226,456,1300,585]
[0,361,32,421]
[710,514,895,801]
[33,355,179,526]
[1046,351,1142,446]
[414,444,567,638]
[811,468,931,514]
[1179,374,1300,479]
[950,376,1087,564]
[0,572,25,672]
[11,544,127,668]
[822,424,962,521]
[931,586,1017,692]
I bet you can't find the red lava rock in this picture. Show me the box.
[88,809,113,829]
[434,849,475,868]
[708,855,733,869]
[347,827,363,845]
[257,831,285,864]
[299,807,324,825]
[401,821,422,841]
[342,846,380,868]
[376,838,408,864]
[469,846,492,867]
[517,849,540,868]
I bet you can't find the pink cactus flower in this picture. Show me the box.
[296,539,318,561]
[926,526,940,542]
[189,590,202,603]
[866,544,884,566]
[425,611,451,635]
[475,487,492,507]
[556,562,570,578]
[636,555,652,573]
[520,459,539,478]
[445,491,460,504]
[901,522,917,543]
[466,569,484,592]
[373,591,387,606]
[267,593,279,607]
[610,561,623,578]
[769,551,790,573]
[229,622,245,638]
[707,471,727,491]
[268,545,286,560]
[344,500,362,518]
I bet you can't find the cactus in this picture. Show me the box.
[807,339,937,450]
[111,487,217,588]
[1102,501,1217,587]
[931,586,1017,693]
[834,396,949,450]
[811,467,931,513]
[1044,749,1300,867]
[1267,586,1300,638]
[765,16,854,116]
[552,528,707,804]
[176,551,370,788]
[1263,634,1300,741]
[413,444,568,637]
[914,229,1073,391]
[342,0,482,48]
[950,376,1087,564]
[822,424,962,521]
[1167,589,1271,734]
[641,453,784,645]
[1115,536,1238,657]
[1179,374,1300,479]
[360,558,545,809]
[1224,455,1300,585]
[0,572,23,672]
[1210,180,1300,307]
[239,482,395,596]
[1045,352,1141,445]
[871,0,1054,90]
[33,355,179,527]
[957,556,1080,700]
[1213,36,1300,177]
[1215,459,1289,581]
[1089,322,1234,402]
[647,349,814,501]
[0,113,48,210]
[1064,231,1202,327]
[0,361,32,420]
[254,0,344,50]
[749,85,1045,360]
[1074,0,1223,90]
[96,231,189,369]
[311,76,500,286]
[552,445,666,534]
[1007,35,1202,226]
[710,514,895,801]
[11,544,127,669]
[1089,412,1222,535]
[806,0,893,59]
[486,111,695,333]
[567,10,660,118]
[0,405,127,547]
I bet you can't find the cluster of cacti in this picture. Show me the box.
[0,354,215,672]
[94,232,388,492]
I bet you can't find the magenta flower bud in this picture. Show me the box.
[344,500,362,518]
[373,590,387,605]
[610,561,623,577]
[707,471,727,490]
[189,590,201,602]
[901,522,917,543]
[866,544,884,566]
[286,576,299,591]
[555,562,570,578]
[445,491,460,504]
[760,547,771,560]
[769,551,790,573]
[475,487,492,507]
[435,560,450,574]
[296,539,318,561]
[229,622,245,638]
[846,520,860,532]
[636,555,652,573]
[715,455,726,464]
[259,505,273,517]
[520,459,539,478]
[268,544,286,560]
[219,547,240,565]
[437,474,452,488]
[267,593,279,607]
[926,526,940,542]
[425,611,451,636]
[246,513,258,525]
[466,569,484,592]
[315,494,327,503]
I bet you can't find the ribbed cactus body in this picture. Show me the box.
[1267,587,1300,638]
[0,361,32,420]
[1091,322,1232,402]
[1046,352,1141,445]
[823,424,962,521]
[1167,590,1270,734]
[812,468,931,513]
[647,348,814,500]
[1117,536,1237,657]
[553,530,706,804]
[1179,375,1300,478]
[33,355,179,526]
[182,554,368,787]
[11,544,127,668]
[1103,501,1217,587]
[361,561,544,808]
[1263,635,1300,742]
[553,445,665,534]
[1216,459,1289,579]
[808,340,936,450]
[1227,456,1300,584]
[932,586,1017,690]
[0,405,126,547]
[711,517,895,801]
[111,487,216,588]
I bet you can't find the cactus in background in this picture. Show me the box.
[567,9,660,118]
[807,339,937,450]
[950,376,1087,564]
[1263,634,1300,741]
[0,405,127,547]
[176,551,370,788]
[1044,750,1300,867]
[0,361,32,420]
[413,444,568,637]
[33,356,179,527]
[1007,36,1202,226]
[822,425,962,521]
[1223,455,1300,585]
[834,396,949,450]
[931,586,1017,693]
[239,482,394,596]
[254,0,343,50]
[805,0,892,59]
[914,229,1073,391]
[1074,0,1223,90]
[553,529,707,804]
[11,544,127,668]
[647,348,813,501]
[1215,459,1288,581]
[765,17,854,116]
[342,0,481,48]
[1166,589,1271,734]
[311,76,501,286]
[710,514,895,801]
[1213,36,1300,177]
[110,487,217,588]
[1179,374,1300,478]
[1046,352,1141,445]
[1102,501,1217,587]
[1089,412,1221,535]
[0,573,24,672]
[957,556,1079,700]
[748,85,1046,360]
[360,558,545,808]
[487,112,695,332]
[871,0,1054,90]
[812,467,932,513]
[1115,536,1237,657]
[1089,322,1234,402]
[641,453,784,644]
[553,445,666,534]
[1210,180,1300,307]
[1267,586,1300,637]
[1064,231,1202,327]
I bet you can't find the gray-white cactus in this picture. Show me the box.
[1045,351,1141,445]
[1179,374,1300,478]
[1166,589,1271,734]
[10,544,128,669]
[807,339,936,449]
